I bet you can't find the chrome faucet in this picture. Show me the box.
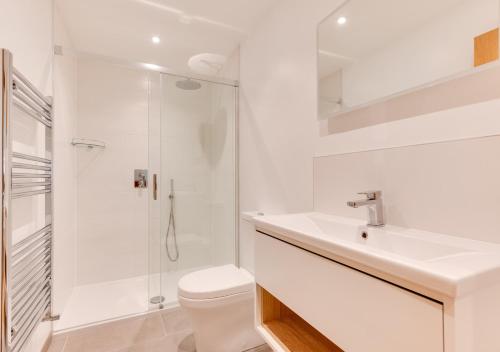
[347,191,385,227]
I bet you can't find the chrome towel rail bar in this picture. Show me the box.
[11,162,51,171]
[12,235,51,267]
[12,81,51,114]
[11,248,50,279]
[11,277,50,314]
[12,91,51,122]
[12,100,52,128]
[10,295,50,351]
[12,68,52,107]
[11,261,51,295]
[11,189,51,200]
[11,287,50,324]
[12,173,51,179]
[12,152,51,164]
[12,225,51,250]
[1,48,55,352]
[12,181,51,189]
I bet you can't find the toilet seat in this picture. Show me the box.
[178,264,254,300]
[178,290,254,309]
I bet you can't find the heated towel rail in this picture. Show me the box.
[1,49,55,352]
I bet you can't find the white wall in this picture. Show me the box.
[238,0,343,272]
[342,0,499,107]
[315,132,500,244]
[76,58,149,285]
[52,3,78,317]
[0,0,54,351]
[0,0,53,94]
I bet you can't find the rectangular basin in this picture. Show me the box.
[307,214,472,261]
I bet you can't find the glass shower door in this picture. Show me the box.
[148,73,237,309]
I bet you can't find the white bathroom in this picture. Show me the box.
[2,0,500,351]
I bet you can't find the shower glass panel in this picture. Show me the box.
[148,74,237,308]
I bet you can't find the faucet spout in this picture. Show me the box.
[347,199,375,208]
[347,191,385,227]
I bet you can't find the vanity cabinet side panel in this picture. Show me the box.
[255,232,444,352]
[448,281,500,352]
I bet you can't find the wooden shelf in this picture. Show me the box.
[260,287,343,352]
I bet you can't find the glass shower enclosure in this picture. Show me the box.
[52,56,237,331]
[148,73,237,308]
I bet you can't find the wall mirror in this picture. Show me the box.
[318,0,500,120]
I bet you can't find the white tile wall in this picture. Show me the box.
[75,60,236,292]
[76,58,149,285]
[314,135,500,244]
[53,4,78,315]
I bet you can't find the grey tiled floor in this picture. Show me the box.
[48,308,271,352]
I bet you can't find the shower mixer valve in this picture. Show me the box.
[134,169,148,188]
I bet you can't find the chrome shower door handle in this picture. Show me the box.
[153,174,158,200]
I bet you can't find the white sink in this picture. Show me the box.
[308,215,472,261]
[254,212,500,297]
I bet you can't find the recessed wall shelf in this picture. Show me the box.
[71,138,106,149]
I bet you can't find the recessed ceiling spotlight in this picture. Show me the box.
[152,36,160,44]
[142,63,162,71]
[337,16,347,25]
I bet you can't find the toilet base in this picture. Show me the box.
[180,293,264,352]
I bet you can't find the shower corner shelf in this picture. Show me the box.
[71,138,106,149]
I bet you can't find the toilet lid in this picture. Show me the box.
[178,265,254,300]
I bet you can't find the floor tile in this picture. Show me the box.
[114,331,195,352]
[161,308,192,335]
[62,314,166,352]
[47,335,67,352]
[246,345,273,352]
[49,308,270,352]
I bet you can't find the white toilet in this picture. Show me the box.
[178,264,264,352]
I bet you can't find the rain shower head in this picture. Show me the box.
[176,79,202,91]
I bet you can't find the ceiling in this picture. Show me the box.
[318,0,470,77]
[56,0,277,75]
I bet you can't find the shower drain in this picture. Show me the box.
[150,295,166,305]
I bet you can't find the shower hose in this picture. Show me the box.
[166,189,180,262]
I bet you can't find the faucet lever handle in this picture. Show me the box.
[357,190,381,200]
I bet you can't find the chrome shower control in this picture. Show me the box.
[134,169,148,188]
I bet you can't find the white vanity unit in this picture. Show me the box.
[253,213,500,352]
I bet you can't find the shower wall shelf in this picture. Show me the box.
[71,138,106,149]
